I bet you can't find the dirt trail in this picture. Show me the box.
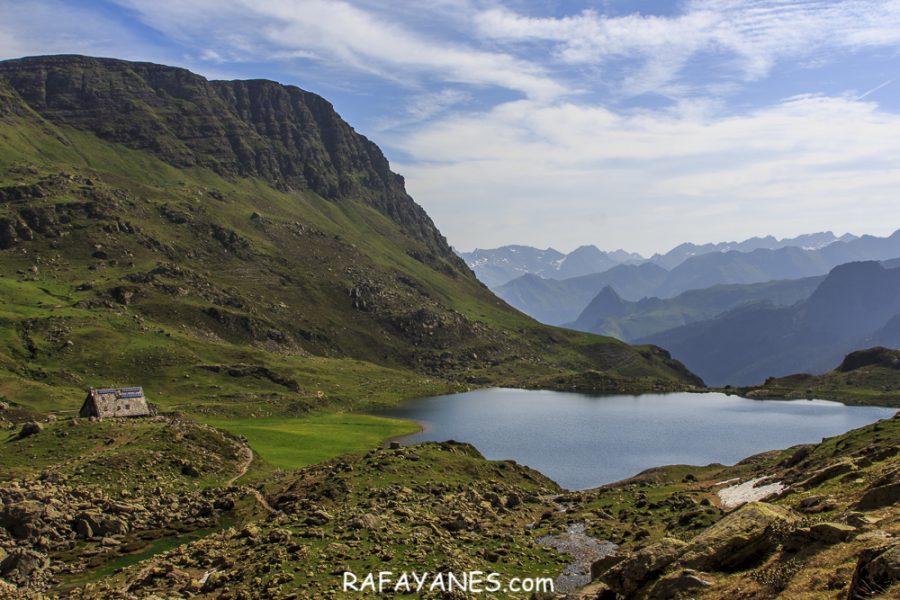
[227,442,254,486]
[108,422,275,595]
[226,437,275,514]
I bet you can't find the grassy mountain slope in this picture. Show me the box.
[0,56,699,419]
[571,276,824,341]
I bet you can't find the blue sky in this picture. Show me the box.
[1,1,900,254]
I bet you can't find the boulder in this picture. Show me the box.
[267,528,291,543]
[847,512,879,528]
[808,522,857,544]
[0,501,45,539]
[240,525,260,539]
[75,512,127,537]
[590,554,625,581]
[679,502,797,571]
[74,518,94,540]
[847,543,899,599]
[856,482,900,510]
[649,570,714,599]
[784,522,857,551]
[797,461,854,489]
[0,549,49,583]
[18,421,42,438]
[600,538,687,596]
[349,514,382,530]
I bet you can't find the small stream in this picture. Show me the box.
[537,523,617,593]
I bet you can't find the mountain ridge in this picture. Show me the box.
[497,232,900,325]
[461,231,858,288]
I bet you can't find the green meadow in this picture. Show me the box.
[203,413,420,471]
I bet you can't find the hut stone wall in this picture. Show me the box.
[79,387,151,418]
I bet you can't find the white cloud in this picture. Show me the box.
[393,94,900,254]
[374,89,472,131]
[473,1,900,96]
[109,0,565,100]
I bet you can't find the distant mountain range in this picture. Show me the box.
[459,245,643,288]
[640,261,900,386]
[459,231,857,288]
[495,230,900,325]
[571,276,825,342]
[647,231,858,270]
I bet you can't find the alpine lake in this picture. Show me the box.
[371,389,895,490]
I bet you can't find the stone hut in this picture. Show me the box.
[79,387,151,419]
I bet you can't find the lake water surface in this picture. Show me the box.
[372,389,895,490]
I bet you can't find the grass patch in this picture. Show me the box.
[203,413,420,470]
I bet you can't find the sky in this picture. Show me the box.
[1,1,899,255]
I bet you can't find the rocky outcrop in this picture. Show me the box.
[594,502,799,598]
[648,570,714,599]
[598,538,687,597]
[838,347,900,372]
[678,502,797,571]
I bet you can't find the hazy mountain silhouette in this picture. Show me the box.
[570,276,824,341]
[639,262,900,386]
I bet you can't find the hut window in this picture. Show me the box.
[124,404,130,410]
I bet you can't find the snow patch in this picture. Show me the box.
[717,476,785,509]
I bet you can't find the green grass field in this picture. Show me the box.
[203,413,420,470]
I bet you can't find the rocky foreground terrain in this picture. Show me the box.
[1,409,897,598]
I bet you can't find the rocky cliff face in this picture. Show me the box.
[0,55,452,257]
